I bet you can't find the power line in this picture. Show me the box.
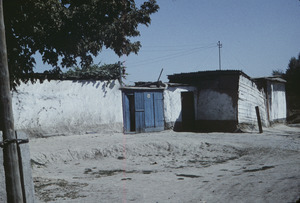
[141,42,216,48]
[127,45,216,67]
[140,44,217,52]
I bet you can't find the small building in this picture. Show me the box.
[167,70,284,132]
[254,77,287,124]
[121,83,165,133]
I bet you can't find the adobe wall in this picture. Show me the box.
[12,80,123,136]
[193,74,239,132]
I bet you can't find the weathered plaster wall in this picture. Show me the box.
[196,89,237,121]
[163,86,196,129]
[238,75,268,127]
[192,74,240,132]
[268,82,286,122]
[194,88,238,132]
[12,80,123,135]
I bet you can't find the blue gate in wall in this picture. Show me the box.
[122,90,164,133]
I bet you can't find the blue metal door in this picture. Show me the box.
[154,92,164,130]
[144,92,155,129]
[144,91,164,132]
[123,90,164,133]
[134,92,145,133]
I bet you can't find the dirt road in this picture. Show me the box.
[30,124,300,202]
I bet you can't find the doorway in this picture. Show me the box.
[181,92,195,131]
[128,94,135,132]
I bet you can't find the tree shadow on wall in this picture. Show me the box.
[72,80,117,97]
[101,80,117,98]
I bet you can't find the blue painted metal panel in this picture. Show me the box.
[134,92,145,133]
[144,92,155,128]
[123,90,164,133]
[154,92,164,129]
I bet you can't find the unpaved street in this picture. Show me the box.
[30,124,300,202]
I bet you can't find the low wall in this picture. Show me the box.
[12,80,123,136]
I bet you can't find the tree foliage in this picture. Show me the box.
[285,53,300,110]
[272,69,285,77]
[286,53,300,93]
[271,52,300,97]
[64,62,126,80]
[271,52,300,122]
[272,52,300,122]
[3,0,159,86]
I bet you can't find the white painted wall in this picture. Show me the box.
[268,82,286,121]
[196,89,236,120]
[163,86,196,124]
[12,80,123,135]
[238,75,268,127]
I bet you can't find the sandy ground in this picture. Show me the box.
[29,124,300,203]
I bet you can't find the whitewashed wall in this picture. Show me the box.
[195,89,236,121]
[12,80,123,135]
[163,85,196,126]
[238,75,268,127]
[268,82,286,122]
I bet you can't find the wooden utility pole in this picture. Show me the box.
[0,0,24,202]
[217,41,222,70]
[255,106,263,133]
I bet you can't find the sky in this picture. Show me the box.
[35,0,300,84]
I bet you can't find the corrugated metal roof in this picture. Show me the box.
[168,70,251,83]
[253,77,286,83]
